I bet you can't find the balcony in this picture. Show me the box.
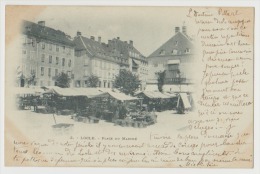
[165,78,188,84]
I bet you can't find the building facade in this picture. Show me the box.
[19,20,75,87]
[147,26,195,88]
[73,33,148,90]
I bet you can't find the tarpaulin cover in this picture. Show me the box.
[138,91,172,99]
[180,93,191,109]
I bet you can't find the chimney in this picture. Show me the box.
[175,27,180,34]
[90,36,95,40]
[129,40,133,47]
[98,36,101,43]
[117,37,120,40]
[182,26,187,35]
[108,40,112,45]
[77,31,82,36]
[38,21,45,27]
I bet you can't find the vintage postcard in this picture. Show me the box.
[4,6,254,168]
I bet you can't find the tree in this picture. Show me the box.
[86,74,99,87]
[157,70,166,92]
[113,69,140,95]
[55,72,71,88]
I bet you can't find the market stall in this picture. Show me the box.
[135,91,173,111]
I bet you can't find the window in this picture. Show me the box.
[22,50,27,55]
[56,45,59,52]
[41,67,44,76]
[30,51,34,59]
[32,39,35,47]
[62,46,66,52]
[55,69,58,76]
[84,59,88,66]
[49,55,52,63]
[67,71,71,77]
[172,49,178,55]
[49,44,52,51]
[48,68,51,76]
[76,81,81,87]
[84,69,88,76]
[41,54,45,62]
[185,48,190,54]
[68,59,72,67]
[154,63,158,67]
[62,58,65,66]
[159,50,165,55]
[22,36,26,44]
[42,42,45,49]
[175,41,178,46]
[56,57,59,65]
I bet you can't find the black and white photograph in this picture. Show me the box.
[3,5,255,169]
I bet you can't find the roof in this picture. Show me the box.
[108,38,147,62]
[73,36,147,64]
[148,32,194,58]
[73,36,129,66]
[22,20,74,47]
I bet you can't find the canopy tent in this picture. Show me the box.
[42,86,138,101]
[163,92,178,98]
[72,88,107,98]
[132,59,141,65]
[98,89,139,101]
[43,86,107,98]
[43,86,79,96]
[137,91,172,99]
[167,59,180,65]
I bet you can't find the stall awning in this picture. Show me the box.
[180,93,191,109]
[167,59,180,65]
[44,86,79,96]
[72,88,107,98]
[43,86,107,98]
[98,89,139,101]
[132,59,141,65]
[139,91,172,99]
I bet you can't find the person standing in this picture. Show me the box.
[32,97,38,112]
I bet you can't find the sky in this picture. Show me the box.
[27,6,195,56]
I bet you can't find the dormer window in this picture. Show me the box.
[172,49,178,55]
[159,50,165,55]
[175,41,178,46]
[185,48,190,54]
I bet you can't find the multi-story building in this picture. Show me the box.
[73,33,148,90]
[147,25,195,91]
[107,38,148,90]
[19,20,75,87]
